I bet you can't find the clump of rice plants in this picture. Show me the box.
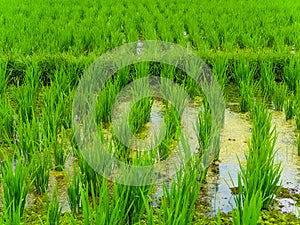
[1,155,32,222]
[232,179,263,225]
[31,152,51,194]
[233,60,255,112]
[249,102,282,208]
[284,94,294,120]
[67,170,82,215]
[14,113,41,163]
[273,83,287,111]
[0,60,9,96]
[0,98,15,143]
[92,179,132,225]
[298,133,300,156]
[212,56,228,95]
[46,186,62,225]
[53,127,69,171]
[283,59,300,93]
[260,60,275,100]
[196,99,212,155]
[159,138,204,225]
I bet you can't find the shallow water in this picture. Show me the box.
[1,90,299,219]
[200,107,300,217]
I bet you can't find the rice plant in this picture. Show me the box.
[13,84,36,121]
[298,132,300,156]
[0,98,15,143]
[233,60,256,112]
[0,60,9,96]
[159,139,204,225]
[67,169,82,215]
[14,113,41,163]
[92,179,132,225]
[31,152,51,194]
[284,94,294,120]
[96,80,120,124]
[238,102,282,209]
[273,83,287,111]
[283,60,300,93]
[46,186,62,225]
[232,175,263,225]
[53,127,69,171]
[212,56,228,95]
[260,60,275,99]
[1,155,32,221]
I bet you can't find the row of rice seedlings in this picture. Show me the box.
[0,155,32,222]
[250,102,282,208]
[2,0,299,56]
[233,60,255,112]
[46,186,62,225]
[232,102,282,224]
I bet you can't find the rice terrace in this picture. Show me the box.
[0,0,300,224]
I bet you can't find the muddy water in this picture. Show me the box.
[3,93,299,219]
[201,107,300,217]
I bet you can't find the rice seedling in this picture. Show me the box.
[159,142,204,225]
[298,133,300,156]
[195,99,212,154]
[95,80,120,124]
[234,102,282,217]
[14,113,41,163]
[91,179,123,225]
[53,127,69,171]
[230,102,282,225]
[260,60,276,99]
[31,152,51,194]
[211,56,228,95]
[128,96,153,135]
[284,94,294,120]
[232,174,263,225]
[283,60,300,93]
[273,83,287,111]
[67,169,82,215]
[46,186,62,225]
[239,80,254,113]
[1,155,32,221]
[0,98,15,143]
[233,60,256,112]
[78,152,102,195]
[0,60,9,96]
[80,184,91,225]
[13,84,36,121]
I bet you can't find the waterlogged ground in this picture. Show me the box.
[0,85,300,224]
